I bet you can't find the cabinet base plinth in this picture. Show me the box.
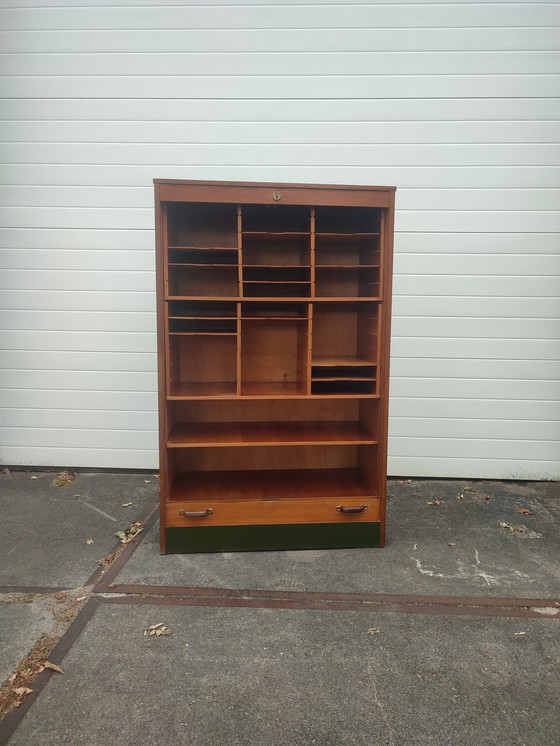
[164,522,381,553]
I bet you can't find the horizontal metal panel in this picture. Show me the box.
[0,445,158,470]
[4,164,559,189]
[1,289,154,312]
[1,269,154,292]
[0,309,156,333]
[394,296,560,319]
[3,206,560,234]
[388,456,559,480]
[0,227,153,250]
[3,186,560,212]
[3,51,560,77]
[394,275,560,297]
[389,397,560,422]
[391,378,560,401]
[393,317,560,340]
[389,435,559,461]
[0,408,157,430]
[0,426,157,450]
[15,0,560,7]
[0,369,157,392]
[1,28,558,53]
[390,338,559,361]
[0,330,156,353]
[3,98,559,122]
[4,5,558,30]
[3,75,558,99]
[4,143,559,167]
[0,389,157,411]
[396,232,560,254]
[391,358,560,381]
[2,350,156,373]
[390,417,560,441]
[394,254,560,276]
[0,249,155,271]
[3,120,559,145]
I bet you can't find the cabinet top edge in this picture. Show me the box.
[153,178,396,193]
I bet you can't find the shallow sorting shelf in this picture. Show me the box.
[155,180,395,553]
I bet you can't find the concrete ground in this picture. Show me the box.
[0,471,559,746]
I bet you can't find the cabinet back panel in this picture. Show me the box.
[174,399,359,423]
[169,267,239,297]
[242,320,308,384]
[167,203,238,248]
[178,336,237,384]
[176,444,357,472]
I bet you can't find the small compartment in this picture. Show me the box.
[169,248,238,266]
[243,233,310,267]
[315,236,380,267]
[168,334,237,397]
[167,266,239,298]
[311,380,376,395]
[241,302,309,319]
[315,267,380,298]
[244,266,310,283]
[243,281,310,298]
[242,204,310,233]
[168,300,237,334]
[168,301,237,317]
[312,303,379,365]
[167,203,238,248]
[315,206,381,234]
[312,365,376,380]
[169,318,236,334]
[241,318,309,396]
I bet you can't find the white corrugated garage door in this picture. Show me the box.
[1,0,559,478]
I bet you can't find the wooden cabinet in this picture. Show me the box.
[154,180,395,553]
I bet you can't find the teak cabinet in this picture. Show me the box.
[154,180,396,554]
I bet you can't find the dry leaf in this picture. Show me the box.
[14,687,32,696]
[398,479,412,484]
[413,543,418,550]
[426,500,444,506]
[43,661,64,674]
[484,494,492,501]
[73,494,80,498]
[367,627,381,635]
[463,487,476,493]
[514,632,527,636]
[148,623,165,630]
[448,542,456,546]
[30,476,39,480]
[76,596,87,602]
[456,494,463,500]
[146,624,172,637]
[115,521,143,544]
[2,467,10,474]
[86,539,94,545]
[144,480,151,484]
[53,470,77,487]
[121,502,133,507]
[499,522,525,533]
[516,508,534,515]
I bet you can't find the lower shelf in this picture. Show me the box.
[169,468,374,501]
[164,521,381,553]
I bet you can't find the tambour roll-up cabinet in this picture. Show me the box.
[154,180,396,554]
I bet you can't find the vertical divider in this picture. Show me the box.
[163,204,169,300]
[310,206,316,298]
[307,302,313,395]
[237,205,243,396]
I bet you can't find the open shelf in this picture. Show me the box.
[170,468,376,502]
[167,203,238,248]
[168,421,377,447]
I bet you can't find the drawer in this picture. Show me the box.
[166,496,380,527]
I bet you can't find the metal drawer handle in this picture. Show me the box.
[179,508,213,518]
[336,504,368,514]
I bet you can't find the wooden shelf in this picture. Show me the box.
[168,421,377,448]
[312,356,376,367]
[170,469,376,502]
[240,382,307,397]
